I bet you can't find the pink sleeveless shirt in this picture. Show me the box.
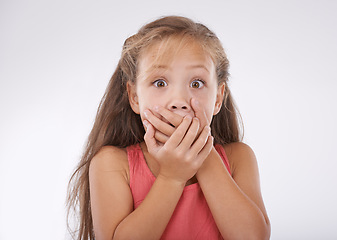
[127,144,231,240]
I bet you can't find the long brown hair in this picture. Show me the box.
[66,15,243,240]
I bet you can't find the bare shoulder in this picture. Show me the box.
[89,146,134,238]
[223,142,258,178]
[223,142,270,229]
[89,145,129,182]
[223,142,256,160]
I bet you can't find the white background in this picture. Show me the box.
[1,0,336,239]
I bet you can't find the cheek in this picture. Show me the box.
[197,100,215,124]
[205,106,215,122]
[137,95,165,120]
[196,92,216,117]
[139,97,163,111]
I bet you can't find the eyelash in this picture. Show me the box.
[152,79,167,87]
[152,79,205,88]
[190,79,205,88]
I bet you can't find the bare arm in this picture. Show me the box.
[89,146,185,240]
[191,99,270,239]
[196,143,271,240]
[146,102,270,239]
[114,175,186,239]
[89,147,132,240]
[89,115,212,240]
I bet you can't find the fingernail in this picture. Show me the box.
[144,110,149,118]
[185,115,192,120]
[153,105,159,112]
[143,120,149,130]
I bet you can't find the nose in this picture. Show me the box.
[168,93,191,113]
[170,102,190,111]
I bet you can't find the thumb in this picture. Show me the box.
[191,98,210,127]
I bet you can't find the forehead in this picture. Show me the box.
[138,36,215,75]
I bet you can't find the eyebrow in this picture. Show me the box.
[186,64,210,73]
[151,64,169,70]
[150,64,210,73]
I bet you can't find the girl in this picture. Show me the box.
[67,16,270,240]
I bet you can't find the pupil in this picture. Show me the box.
[193,82,199,88]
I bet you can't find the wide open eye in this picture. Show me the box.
[190,79,205,89]
[153,79,167,88]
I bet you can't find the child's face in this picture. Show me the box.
[128,39,224,125]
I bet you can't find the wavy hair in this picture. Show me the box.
[66,15,243,240]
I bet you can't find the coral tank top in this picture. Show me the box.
[127,144,231,240]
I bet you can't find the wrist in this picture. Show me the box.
[196,146,217,177]
[156,174,186,189]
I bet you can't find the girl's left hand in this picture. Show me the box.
[190,98,210,130]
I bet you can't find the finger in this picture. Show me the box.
[178,117,200,149]
[144,109,175,136]
[195,135,214,163]
[154,130,170,144]
[143,121,159,155]
[165,115,193,148]
[191,98,210,129]
[143,110,171,143]
[153,105,184,128]
[190,125,211,154]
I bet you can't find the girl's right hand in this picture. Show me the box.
[143,98,210,144]
[143,107,183,144]
[143,115,213,184]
